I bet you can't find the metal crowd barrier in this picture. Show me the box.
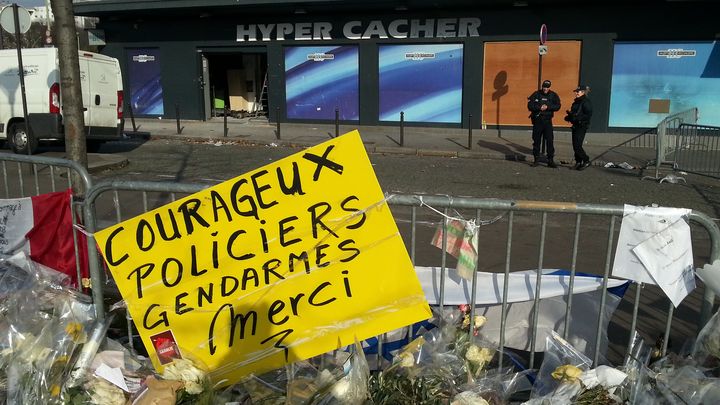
[0,152,93,289]
[80,179,720,370]
[387,194,720,368]
[669,123,720,178]
[650,107,699,179]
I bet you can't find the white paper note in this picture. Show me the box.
[632,218,694,307]
[612,204,691,284]
[95,363,130,392]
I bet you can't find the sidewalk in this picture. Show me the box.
[121,116,653,167]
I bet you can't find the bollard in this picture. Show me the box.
[211,86,216,118]
[175,103,183,134]
[400,111,405,147]
[276,107,281,140]
[223,110,228,137]
[128,102,137,132]
[335,108,339,138]
[468,113,473,150]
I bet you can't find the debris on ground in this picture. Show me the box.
[603,162,635,170]
[660,173,687,184]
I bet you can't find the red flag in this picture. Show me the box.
[25,189,89,287]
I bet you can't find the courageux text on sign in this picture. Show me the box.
[94,131,432,386]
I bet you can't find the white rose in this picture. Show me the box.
[162,358,207,394]
[331,378,351,399]
[474,316,487,329]
[451,391,489,405]
[465,345,494,367]
[89,379,126,405]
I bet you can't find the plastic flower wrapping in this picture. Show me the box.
[0,252,215,405]
[9,244,720,405]
[0,252,95,404]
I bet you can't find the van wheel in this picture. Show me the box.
[9,123,38,155]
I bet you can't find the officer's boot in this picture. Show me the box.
[547,159,557,168]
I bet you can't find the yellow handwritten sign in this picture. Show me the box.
[94,131,431,385]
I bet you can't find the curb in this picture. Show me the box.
[143,133,589,163]
[375,146,417,155]
[87,155,129,173]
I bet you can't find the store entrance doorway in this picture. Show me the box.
[200,49,267,121]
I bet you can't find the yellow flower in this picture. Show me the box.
[65,322,87,344]
[465,345,494,371]
[396,351,415,368]
[551,364,583,383]
[462,315,487,331]
[50,384,61,397]
[474,315,487,329]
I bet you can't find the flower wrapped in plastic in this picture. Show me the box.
[0,252,95,404]
[642,361,720,405]
[451,366,534,405]
[130,355,213,404]
[213,341,368,404]
[305,341,369,405]
[693,308,720,367]
[367,306,504,404]
[525,331,627,404]
[367,336,445,404]
[63,375,128,405]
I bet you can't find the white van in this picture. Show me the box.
[0,48,123,154]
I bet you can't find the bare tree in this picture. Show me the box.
[0,22,45,49]
[50,0,86,195]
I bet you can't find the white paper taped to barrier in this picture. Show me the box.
[612,204,691,285]
[632,218,695,307]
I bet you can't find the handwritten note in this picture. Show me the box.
[93,130,432,386]
[612,204,691,284]
[632,218,694,307]
[0,198,33,254]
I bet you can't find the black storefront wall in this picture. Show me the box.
[95,3,720,132]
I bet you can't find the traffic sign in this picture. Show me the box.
[0,5,31,34]
[540,24,548,45]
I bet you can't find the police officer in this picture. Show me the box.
[527,80,561,168]
[565,84,593,170]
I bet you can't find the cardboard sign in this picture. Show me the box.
[94,131,431,385]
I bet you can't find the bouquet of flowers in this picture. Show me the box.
[215,341,368,404]
[0,252,96,404]
[619,309,720,404]
[526,331,627,404]
[367,306,525,404]
[129,356,213,404]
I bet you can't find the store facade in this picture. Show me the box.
[75,0,720,132]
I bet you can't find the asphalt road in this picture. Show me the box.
[95,137,720,215]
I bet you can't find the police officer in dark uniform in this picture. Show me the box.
[527,80,561,168]
[565,84,593,170]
